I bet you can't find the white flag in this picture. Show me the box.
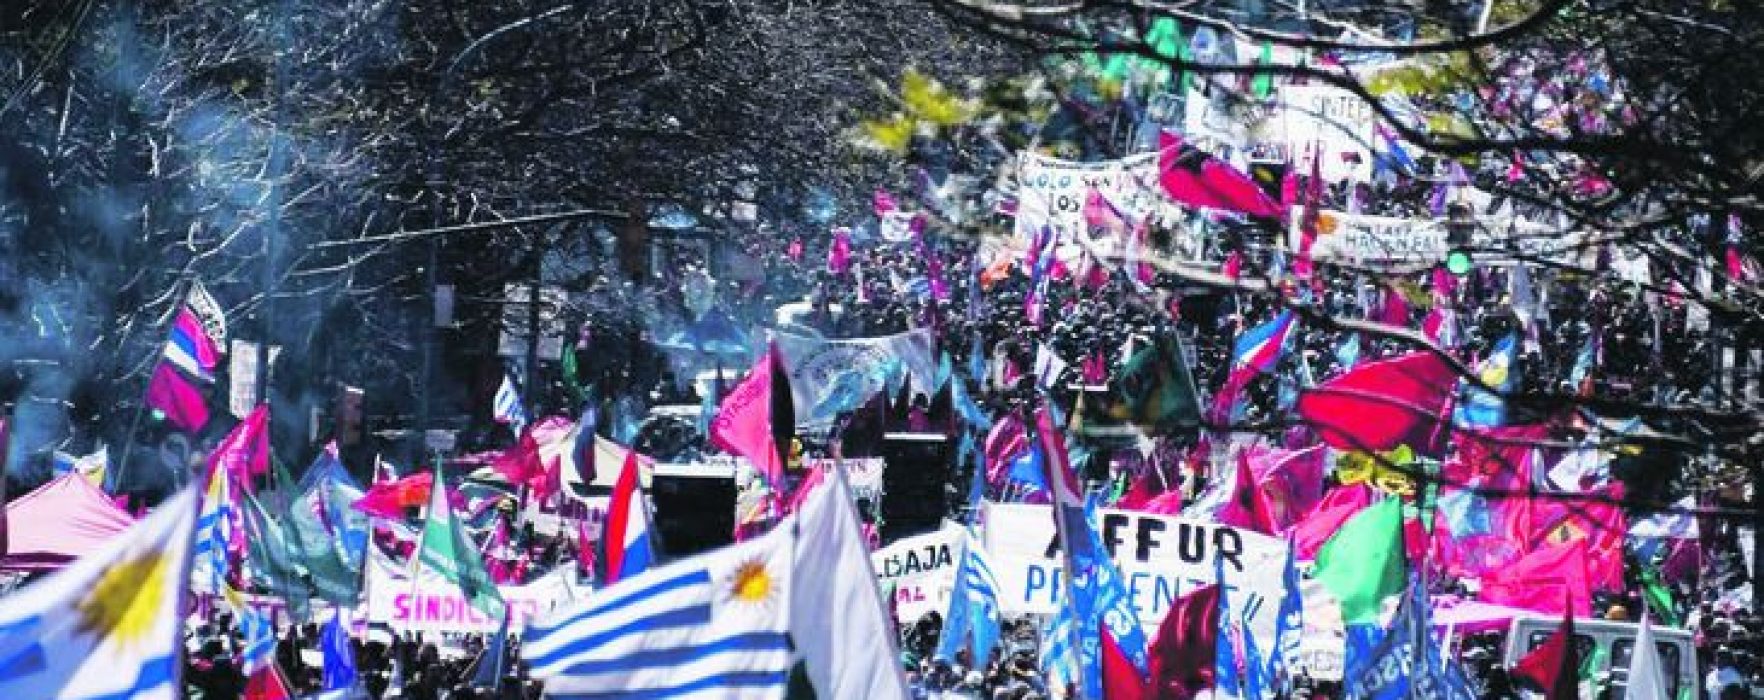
[791,469,911,698]
[1626,613,1668,700]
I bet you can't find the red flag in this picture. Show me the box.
[1216,450,1277,534]
[1480,540,1594,617]
[244,662,294,700]
[1506,484,1628,593]
[1291,484,1374,560]
[1144,585,1221,699]
[1295,352,1456,455]
[1157,132,1284,218]
[354,472,435,518]
[710,344,787,488]
[1102,628,1148,700]
[1512,604,1580,700]
[1294,146,1322,278]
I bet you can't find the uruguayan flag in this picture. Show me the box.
[0,488,197,700]
[492,373,528,434]
[525,520,796,699]
[1041,603,1078,692]
[191,462,234,594]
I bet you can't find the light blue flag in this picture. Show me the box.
[321,609,358,690]
[1336,333,1361,371]
[1453,333,1519,428]
[1270,537,1303,691]
[935,351,954,391]
[935,529,1004,668]
[1041,603,1079,693]
[1214,552,1269,699]
[1066,498,1150,699]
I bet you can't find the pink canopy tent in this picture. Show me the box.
[1,473,136,571]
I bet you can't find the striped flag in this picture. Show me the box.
[525,513,797,698]
[492,372,528,435]
[602,449,654,585]
[190,458,236,594]
[146,284,226,433]
[935,528,1004,668]
[1041,603,1079,694]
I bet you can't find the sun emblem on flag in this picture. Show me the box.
[720,557,780,616]
[75,549,171,648]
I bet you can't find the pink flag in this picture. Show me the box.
[1083,188,1131,233]
[1249,445,1328,529]
[1479,539,1594,617]
[984,413,1028,485]
[209,404,271,489]
[1157,132,1284,218]
[1378,287,1411,327]
[1222,250,1242,281]
[147,363,210,434]
[828,228,852,274]
[710,347,784,488]
[1290,484,1373,560]
[1214,450,1278,534]
[873,189,898,215]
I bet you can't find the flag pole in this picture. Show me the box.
[1035,403,1091,699]
[116,276,196,494]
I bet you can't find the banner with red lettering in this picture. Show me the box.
[870,522,963,623]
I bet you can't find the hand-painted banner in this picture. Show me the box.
[1013,152,1169,248]
[870,523,964,623]
[771,329,938,426]
[1288,207,1585,267]
[804,458,884,504]
[364,551,590,633]
[981,502,1289,650]
[1272,85,1377,182]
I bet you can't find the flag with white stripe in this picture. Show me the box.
[935,528,1004,668]
[525,517,796,699]
[493,373,528,435]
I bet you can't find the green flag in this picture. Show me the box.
[416,463,506,620]
[286,460,369,606]
[561,339,589,403]
[241,488,314,621]
[1112,334,1201,429]
[1314,498,1407,624]
[1639,563,1681,627]
[1251,42,1275,99]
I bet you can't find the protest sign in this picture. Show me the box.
[364,551,590,633]
[1272,85,1377,182]
[982,502,1289,649]
[871,523,964,622]
[1290,207,1586,267]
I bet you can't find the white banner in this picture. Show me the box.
[772,329,938,426]
[1289,207,1584,267]
[802,458,884,504]
[1013,152,1171,249]
[364,551,591,633]
[982,503,1289,649]
[871,523,964,623]
[1272,85,1377,182]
